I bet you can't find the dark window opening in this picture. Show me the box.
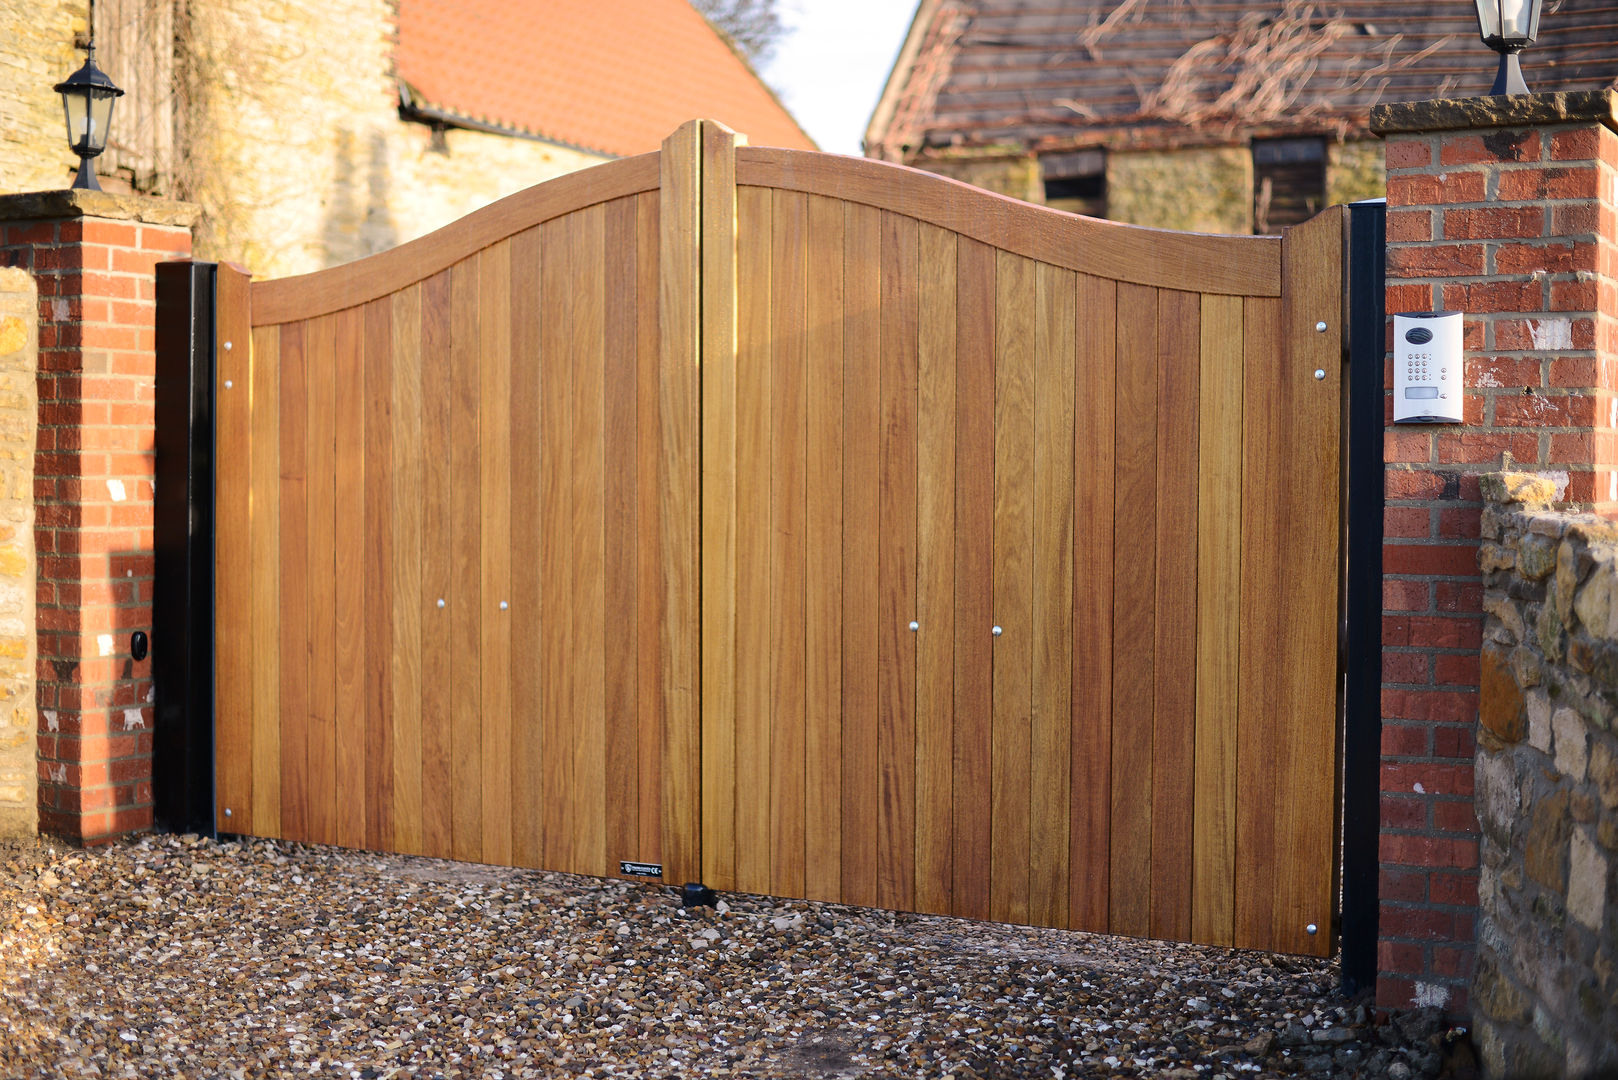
[1044,174,1107,219]
[1253,138,1326,234]
[1041,149,1107,219]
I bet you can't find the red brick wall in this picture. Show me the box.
[1379,117,1618,1014]
[0,212,192,844]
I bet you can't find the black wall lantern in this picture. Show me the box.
[1474,0,1544,96]
[54,42,124,190]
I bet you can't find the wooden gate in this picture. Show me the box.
[207,120,1342,956]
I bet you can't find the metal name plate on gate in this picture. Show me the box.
[619,861,663,878]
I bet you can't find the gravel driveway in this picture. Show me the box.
[1,834,1454,1079]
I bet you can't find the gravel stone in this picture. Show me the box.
[3,835,1444,1078]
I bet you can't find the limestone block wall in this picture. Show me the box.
[907,151,1043,204]
[1106,146,1254,233]
[1327,139,1386,207]
[1474,470,1618,1079]
[0,0,84,195]
[0,268,38,838]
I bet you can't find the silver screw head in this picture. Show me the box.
[224,379,233,389]
[223,807,232,817]
[223,340,233,351]
[1314,321,1328,333]
[436,598,446,609]
[500,601,509,611]
[992,625,1003,637]
[1313,369,1326,380]
[1306,923,1318,935]
[908,621,919,632]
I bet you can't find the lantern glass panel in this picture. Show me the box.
[86,89,116,153]
[1476,0,1541,45]
[61,89,90,152]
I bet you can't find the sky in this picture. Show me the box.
[761,0,922,156]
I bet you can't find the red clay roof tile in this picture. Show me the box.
[397,0,815,157]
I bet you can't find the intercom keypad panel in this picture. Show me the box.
[1393,311,1463,424]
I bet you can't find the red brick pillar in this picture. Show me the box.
[1370,92,1618,1015]
[0,190,197,844]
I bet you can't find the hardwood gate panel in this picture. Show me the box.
[1153,288,1201,944]
[1110,281,1158,938]
[716,143,1341,955]
[1031,261,1075,932]
[1070,272,1116,934]
[1192,292,1246,947]
[914,222,956,920]
[209,123,1342,958]
[216,138,699,886]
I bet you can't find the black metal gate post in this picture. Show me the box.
[152,261,218,836]
[1340,199,1386,995]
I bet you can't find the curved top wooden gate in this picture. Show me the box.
[210,120,1342,957]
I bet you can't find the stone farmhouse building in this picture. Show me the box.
[2,0,813,279]
[866,0,1618,234]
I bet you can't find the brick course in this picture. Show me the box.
[1372,93,1618,1018]
[0,190,196,845]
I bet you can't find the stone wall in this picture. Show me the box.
[1105,146,1254,233]
[908,151,1042,204]
[0,268,38,838]
[1327,139,1386,207]
[1474,470,1618,1079]
[0,0,82,196]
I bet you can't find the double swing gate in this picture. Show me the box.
[183,121,1344,957]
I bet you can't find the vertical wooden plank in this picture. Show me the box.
[841,200,881,910]
[1110,283,1158,936]
[363,296,394,852]
[1193,293,1244,946]
[1272,209,1343,956]
[449,259,482,863]
[1236,294,1283,951]
[214,266,251,833]
[990,250,1034,927]
[572,204,608,876]
[659,120,703,885]
[635,191,665,869]
[539,217,575,871]
[915,223,956,917]
[770,189,809,899]
[804,193,844,903]
[390,285,425,856]
[333,306,366,849]
[733,183,773,897]
[700,123,740,890]
[878,210,919,915]
[509,229,543,869]
[603,199,640,877]
[304,312,338,847]
[419,270,455,860]
[1071,274,1116,932]
[952,237,994,923]
[248,323,281,836]
[479,241,514,867]
[277,321,309,843]
[1031,263,1075,929]
[1151,289,1200,942]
